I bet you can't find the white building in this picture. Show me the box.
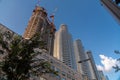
[53,24,77,70]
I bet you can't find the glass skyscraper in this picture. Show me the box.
[53,24,77,70]
[74,39,91,79]
[74,39,100,80]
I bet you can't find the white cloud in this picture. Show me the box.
[96,64,104,71]
[96,54,120,72]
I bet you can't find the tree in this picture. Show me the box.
[113,50,120,72]
[0,32,57,80]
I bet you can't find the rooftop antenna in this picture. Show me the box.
[50,7,58,23]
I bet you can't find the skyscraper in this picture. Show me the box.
[0,5,83,80]
[74,39,100,80]
[105,75,109,80]
[98,70,108,80]
[101,0,120,24]
[53,24,77,70]
[74,39,91,79]
[86,51,100,80]
[23,6,56,55]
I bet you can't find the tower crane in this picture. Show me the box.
[50,8,58,23]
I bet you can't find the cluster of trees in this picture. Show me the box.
[0,32,57,80]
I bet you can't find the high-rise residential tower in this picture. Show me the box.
[105,75,109,80]
[101,0,120,24]
[23,6,56,55]
[53,24,77,70]
[86,51,100,80]
[74,39,100,80]
[98,70,107,80]
[74,39,91,79]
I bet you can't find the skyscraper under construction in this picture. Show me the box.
[23,6,56,56]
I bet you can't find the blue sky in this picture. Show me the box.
[0,0,120,80]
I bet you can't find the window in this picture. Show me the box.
[61,78,66,80]
[51,65,55,70]
[49,73,56,77]
[56,75,61,80]
[55,68,60,72]
[0,50,4,54]
[39,77,47,80]
[67,74,71,79]
[4,31,12,40]
[61,71,66,76]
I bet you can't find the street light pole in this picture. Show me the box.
[78,58,90,63]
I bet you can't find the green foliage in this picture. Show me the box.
[0,32,57,80]
[113,65,120,72]
[113,50,120,72]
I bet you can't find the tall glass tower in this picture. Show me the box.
[74,40,100,80]
[53,24,77,70]
[74,39,91,79]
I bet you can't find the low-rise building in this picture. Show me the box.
[33,49,83,80]
[0,23,83,80]
[0,23,19,62]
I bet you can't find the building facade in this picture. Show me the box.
[0,23,83,80]
[34,49,83,80]
[54,24,77,70]
[86,51,100,80]
[98,70,107,80]
[23,6,56,56]
[0,23,19,62]
[74,39,100,80]
[101,0,120,24]
[74,39,92,80]
[0,23,19,79]
[105,76,109,80]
